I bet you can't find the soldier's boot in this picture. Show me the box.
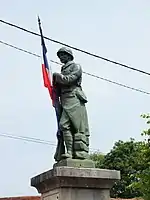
[61,132,73,159]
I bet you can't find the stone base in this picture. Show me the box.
[31,166,120,200]
[53,158,95,168]
[42,188,110,200]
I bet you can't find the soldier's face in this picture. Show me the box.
[59,52,71,64]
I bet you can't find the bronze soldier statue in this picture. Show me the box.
[53,47,90,162]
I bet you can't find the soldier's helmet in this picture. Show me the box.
[57,47,74,60]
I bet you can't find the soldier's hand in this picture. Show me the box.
[53,72,63,84]
[52,73,57,84]
[53,72,61,77]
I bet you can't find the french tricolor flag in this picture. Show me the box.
[38,17,53,102]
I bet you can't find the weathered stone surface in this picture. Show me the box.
[42,188,110,200]
[31,166,120,200]
[53,158,95,168]
[31,166,120,194]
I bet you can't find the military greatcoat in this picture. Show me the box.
[53,61,90,160]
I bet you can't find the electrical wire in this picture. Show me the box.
[0,19,150,76]
[0,40,149,95]
[0,132,101,152]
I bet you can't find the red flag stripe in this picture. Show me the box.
[42,64,53,99]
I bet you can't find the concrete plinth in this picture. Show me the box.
[31,166,120,200]
[53,158,95,168]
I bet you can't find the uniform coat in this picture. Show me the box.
[53,61,89,161]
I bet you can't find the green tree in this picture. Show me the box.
[130,114,150,200]
[90,152,104,168]
[90,139,144,198]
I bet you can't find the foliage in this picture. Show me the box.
[103,138,144,198]
[90,114,150,199]
[89,152,104,168]
[130,114,150,200]
[90,139,144,198]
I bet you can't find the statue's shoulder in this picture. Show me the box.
[70,62,82,71]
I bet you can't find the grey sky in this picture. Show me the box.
[0,0,150,197]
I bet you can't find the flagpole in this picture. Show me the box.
[37,16,65,161]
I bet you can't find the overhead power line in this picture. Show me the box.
[0,132,100,152]
[0,132,56,146]
[0,40,41,58]
[83,71,150,95]
[0,40,60,65]
[0,40,150,95]
[0,19,150,76]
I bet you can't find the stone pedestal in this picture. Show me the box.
[31,166,120,200]
[53,158,95,168]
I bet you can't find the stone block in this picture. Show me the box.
[31,166,120,200]
[53,158,95,168]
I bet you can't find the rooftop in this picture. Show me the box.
[0,196,140,200]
